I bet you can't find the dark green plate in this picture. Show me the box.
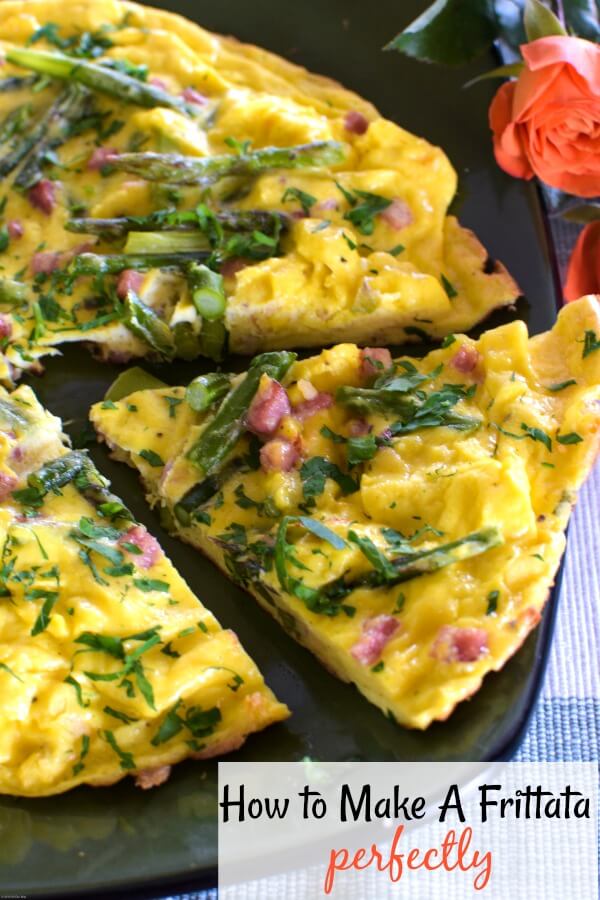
[0,1,564,896]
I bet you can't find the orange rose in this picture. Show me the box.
[489,36,600,198]
[564,221,600,301]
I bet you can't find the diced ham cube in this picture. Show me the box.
[119,524,163,569]
[0,314,12,340]
[344,110,370,135]
[7,220,23,239]
[246,377,291,437]
[348,418,371,437]
[149,76,168,90]
[116,269,145,299]
[451,345,481,375]
[135,765,171,789]
[28,179,56,215]
[0,471,17,501]
[31,251,62,275]
[87,146,120,170]
[380,198,413,230]
[260,438,299,472]
[360,347,392,380]
[351,615,400,666]
[220,257,248,279]
[181,87,208,106]
[292,392,334,421]
[431,625,489,663]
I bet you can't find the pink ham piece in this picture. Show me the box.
[292,392,333,421]
[135,765,171,790]
[31,251,61,275]
[431,626,489,663]
[380,198,413,230]
[260,438,299,472]
[149,76,168,90]
[181,87,207,106]
[360,347,392,380]
[7,220,23,239]
[0,315,12,340]
[87,146,119,170]
[348,418,371,437]
[451,345,481,375]
[351,615,399,666]
[220,257,248,279]
[246,377,291,437]
[0,471,17,501]
[119,525,163,569]
[116,269,145,299]
[28,179,56,215]
[344,110,370,135]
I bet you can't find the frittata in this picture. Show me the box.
[0,0,518,382]
[0,384,288,797]
[92,296,600,729]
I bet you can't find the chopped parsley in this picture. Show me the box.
[64,674,89,707]
[335,182,391,235]
[371,661,385,673]
[300,456,359,501]
[103,730,135,770]
[281,187,316,216]
[72,735,90,776]
[547,380,576,392]
[133,578,170,593]
[486,590,499,615]
[440,274,458,298]
[441,334,457,348]
[582,329,600,358]
[139,449,164,467]
[557,432,583,445]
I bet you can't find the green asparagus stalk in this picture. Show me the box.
[26,450,87,496]
[184,350,297,474]
[0,104,33,146]
[199,318,227,362]
[0,278,28,303]
[0,397,29,429]
[104,366,167,402]
[66,209,286,239]
[185,372,232,412]
[275,521,502,613]
[187,263,226,320]
[0,89,75,178]
[109,141,346,185]
[172,322,202,361]
[67,251,208,278]
[124,231,210,255]
[6,48,192,115]
[14,84,94,190]
[123,291,176,360]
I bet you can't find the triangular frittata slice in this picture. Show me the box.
[91,296,600,730]
[0,385,288,796]
[0,0,518,382]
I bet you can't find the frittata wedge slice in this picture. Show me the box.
[92,296,600,730]
[0,0,518,381]
[0,385,288,797]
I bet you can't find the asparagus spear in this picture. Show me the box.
[104,366,167,402]
[199,318,227,362]
[0,397,29,429]
[109,141,346,185]
[188,263,226,320]
[275,521,502,613]
[185,350,296,474]
[6,48,192,115]
[0,104,33,146]
[185,372,232,412]
[123,291,176,360]
[14,84,94,190]
[67,251,208,278]
[21,450,88,499]
[124,231,210,255]
[66,209,287,239]
[0,278,28,303]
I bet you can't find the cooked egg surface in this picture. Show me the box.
[0,0,518,381]
[92,296,600,729]
[0,384,288,797]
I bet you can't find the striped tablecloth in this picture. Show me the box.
[167,219,599,900]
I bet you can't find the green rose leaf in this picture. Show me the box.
[385,0,498,65]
